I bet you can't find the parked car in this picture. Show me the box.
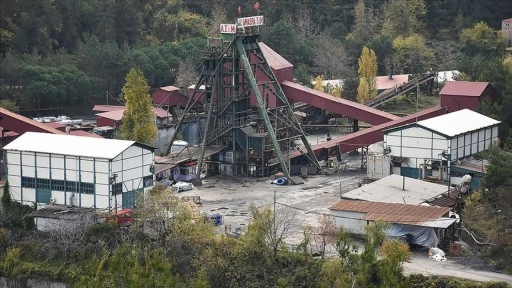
[173,182,194,192]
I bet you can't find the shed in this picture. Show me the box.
[384,109,499,182]
[4,132,155,210]
[33,205,97,232]
[329,199,455,247]
[440,81,497,112]
[95,107,170,128]
[152,86,192,109]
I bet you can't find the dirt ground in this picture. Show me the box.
[177,132,512,284]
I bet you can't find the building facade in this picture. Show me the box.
[383,109,499,184]
[4,132,155,210]
[502,18,512,47]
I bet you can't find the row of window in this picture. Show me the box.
[21,175,154,195]
[21,177,95,194]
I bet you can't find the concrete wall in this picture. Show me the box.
[330,210,367,235]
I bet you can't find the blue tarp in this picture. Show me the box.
[386,223,439,247]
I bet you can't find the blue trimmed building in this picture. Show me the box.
[3,132,155,210]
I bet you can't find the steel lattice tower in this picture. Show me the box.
[166,31,321,181]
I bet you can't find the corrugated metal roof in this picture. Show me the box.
[439,81,490,97]
[69,130,104,138]
[0,127,19,138]
[92,105,125,112]
[428,195,457,207]
[376,75,409,90]
[259,42,293,70]
[0,107,65,134]
[4,132,142,159]
[341,174,448,205]
[417,109,500,137]
[329,199,452,227]
[96,107,168,121]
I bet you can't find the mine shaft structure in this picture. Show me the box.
[166,16,321,181]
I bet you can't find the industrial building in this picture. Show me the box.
[3,132,155,210]
[383,109,500,183]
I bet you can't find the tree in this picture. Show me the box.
[392,34,434,74]
[0,99,18,112]
[118,68,158,145]
[460,22,506,58]
[381,0,426,39]
[313,75,324,92]
[357,46,377,103]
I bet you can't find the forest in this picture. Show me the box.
[2,0,512,286]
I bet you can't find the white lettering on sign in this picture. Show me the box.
[220,24,237,34]
[237,16,264,28]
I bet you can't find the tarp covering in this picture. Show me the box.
[386,223,439,247]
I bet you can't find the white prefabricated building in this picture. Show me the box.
[3,132,155,210]
[383,109,500,181]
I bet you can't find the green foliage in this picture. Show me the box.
[392,34,435,74]
[118,68,158,145]
[1,181,11,208]
[381,0,426,39]
[357,46,377,103]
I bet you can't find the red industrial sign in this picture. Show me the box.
[220,24,237,34]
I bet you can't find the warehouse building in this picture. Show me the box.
[3,132,155,210]
[383,109,500,183]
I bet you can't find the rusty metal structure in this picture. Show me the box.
[166,29,321,180]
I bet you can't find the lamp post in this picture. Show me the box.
[109,174,118,213]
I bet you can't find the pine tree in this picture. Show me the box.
[118,68,158,145]
[357,47,377,104]
[1,181,12,208]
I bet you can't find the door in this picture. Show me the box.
[122,189,142,209]
[36,188,52,204]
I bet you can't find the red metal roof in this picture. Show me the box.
[329,199,451,225]
[69,130,103,138]
[259,42,293,70]
[0,127,19,138]
[376,74,409,90]
[152,107,170,118]
[439,81,490,97]
[0,108,65,135]
[96,107,169,120]
[92,105,125,112]
[282,81,400,125]
[504,18,512,23]
[43,122,66,130]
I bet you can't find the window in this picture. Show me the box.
[80,182,95,194]
[143,175,153,188]
[66,180,77,192]
[36,178,50,189]
[112,182,123,195]
[21,177,36,188]
[51,179,65,191]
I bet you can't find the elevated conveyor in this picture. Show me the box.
[270,106,446,164]
[281,81,400,125]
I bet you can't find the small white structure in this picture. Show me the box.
[4,132,155,210]
[383,109,500,181]
[367,154,391,179]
